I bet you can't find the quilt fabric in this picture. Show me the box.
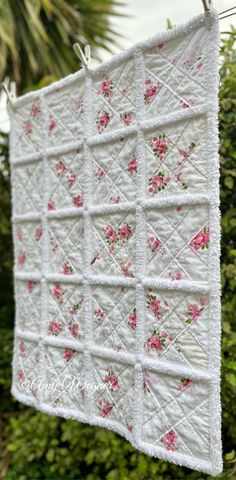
[10,9,222,475]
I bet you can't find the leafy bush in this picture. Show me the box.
[0,30,235,480]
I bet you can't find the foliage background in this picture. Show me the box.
[0,2,235,478]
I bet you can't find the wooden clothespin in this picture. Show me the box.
[0,82,16,107]
[73,43,91,69]
[202,0,212,12]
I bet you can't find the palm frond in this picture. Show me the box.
[0,0,127,93]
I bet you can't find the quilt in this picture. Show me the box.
[9,8,222,475]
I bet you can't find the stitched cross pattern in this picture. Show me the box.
[10,10,221,476]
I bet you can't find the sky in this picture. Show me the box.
[97,0,235,62]
[0,0,235,132]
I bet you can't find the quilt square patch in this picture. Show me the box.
[10,9,221,475]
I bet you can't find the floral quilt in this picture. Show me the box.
[10,9,222,475]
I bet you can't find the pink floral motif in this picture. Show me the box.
[63,348,75,361]
[94,166,105,180]
[143,377,150,394]
[48,114,56,135]
[104,223,133,251]
[95,308,106,322]
[68,321,80,339]
[127,154,137,175]
[19,341,26,357]
[148,235,161,254]
[120,112,133,126]
[175,170,188,191]
[118,224,133,243]
[168,271,183,281]
[98,76,114,101]
[179,377,192,390]
[31,100,41,117]
[23,120,32,136]
[48,320,63,336]
[96,111,112,133]
[73,99,84,115]
[73,194,83,208]
[179,99,190,109]
[98,400,113,418]
[48,200,55,211]
[185,298,206,324]
[144,79,160,104]
[56,160,67,176]
[104,225,117,251]
[18,252,26,266]
[190,226,209,250]
[68,301,82,315]
[148,171,171,195]
[49,232,59,252]
[110,195,121,204]
[52,283,64,304]
[62,260,74,275]
[18,369,25,381]
[121,260,133,277]
[178,142,196,160]
[67,173,77,188]
[27,280,35,292]
[35,226,43,241]
[149,134,169,160]
[90,253,101,266]
[162,430,178,451]
[183,52,203,71]
[146,290,169,320]
[16,226,23,241]
[145,331,166,352]
[104,368,120,392]
[128,308,137,330]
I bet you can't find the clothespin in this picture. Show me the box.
[73,43,91,69]
[201,0,212,27]
[201,0,212,12]
[0,82,16,107]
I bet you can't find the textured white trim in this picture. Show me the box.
[37,92,50,408]
[204,10,222,476]
[14,272,209,293]
[12,193,210,224]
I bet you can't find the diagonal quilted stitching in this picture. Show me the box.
[48,149,84,211]
[48,217,84,275]
[15,280,41,333]
[47,282,84,341]
[92,285,136,352]
[91,211,136,277]
[13,161,43,215]
[91,135,137,205]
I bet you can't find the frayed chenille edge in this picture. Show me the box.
[9,8,222,476]
[205,8,223,478]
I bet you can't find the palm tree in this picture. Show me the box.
[0,0,125,94]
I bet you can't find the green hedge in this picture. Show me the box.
[0,31,235,480]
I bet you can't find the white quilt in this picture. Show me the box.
[10,9,222,475]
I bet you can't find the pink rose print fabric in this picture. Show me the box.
[10,10,221,476]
